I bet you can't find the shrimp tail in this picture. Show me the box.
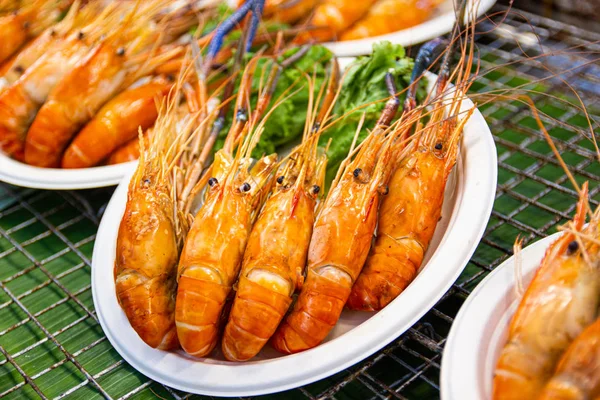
[222,276,293,360]
[116,271,179,350]
[271,268,352,353]
[175,269,229,356]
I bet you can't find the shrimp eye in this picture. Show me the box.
[567,240,579,254]
[166,74,175,82]
[143,178,151,185]
[23,21,30,29]
[236,109,247,122]
[435,143,443,150]
[208,177,218,187]
[312,185,320,195]
[353,168,362,178]
[13,65,24,74]
[78,31,85,40]
[240,182,251,192]
[277,175,285,184]
[379,185,389,195]
[116,47,125,56]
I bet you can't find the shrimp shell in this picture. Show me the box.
[24,42,128,167]
[347,112,470,311]
[115,180,180,350]
[538,317,600,399]
[341,0,442,41]
[62,79,171,168]
[296,0,378,42]
[176,153,278,357]
[493,185,600,400]
[106,128,151,165]
[0,34,89,159]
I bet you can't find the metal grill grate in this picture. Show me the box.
[1,5,599,400]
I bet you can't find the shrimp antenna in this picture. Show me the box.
[437,0,468,91]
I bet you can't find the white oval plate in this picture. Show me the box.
[440,233,561,400]
[0,153,137,190]
[323,0,497,57]
[92,84,497,396]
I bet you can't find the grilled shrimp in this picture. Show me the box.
[115,99,190,350]
[221,63,339,361]
[24,1,185,167]
[296,0,377,42]
[493,185,600,400]
[347,34,472,311]
[271,72,403,354]
[538,317,600,400]
[107,129,152,165]
[62,78,172,168]
[0,3,121,159]
[341,0,442,41]
[0,0,102,86]
[0,0,69,64]
[175,56,282,358]
[262,0,321,24]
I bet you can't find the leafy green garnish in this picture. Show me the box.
[320,41,427,182]
[215,45,334,156]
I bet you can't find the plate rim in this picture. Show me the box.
[439,232,561,400]
[323,0,497,57]
[0,153,137,190]
[92,98,497,397]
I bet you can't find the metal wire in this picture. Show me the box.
[0,5,598,400]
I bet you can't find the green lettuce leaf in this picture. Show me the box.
[320,41,427,183]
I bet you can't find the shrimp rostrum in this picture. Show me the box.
[221,61,339,361]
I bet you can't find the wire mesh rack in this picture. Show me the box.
[1,5,599,400]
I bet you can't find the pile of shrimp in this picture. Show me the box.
[492,107,600,398]
[114,0,481,361]
[0,0,224,168]
[237,0,444,42]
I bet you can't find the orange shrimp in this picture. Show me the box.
[347,38,474,311]
[0,0,20,14]
[296,0,378,43]
[175,57,283,358]
[271,72,403,354]
[62,78,172,169]
[107,129,151,165]
[0,2,122,159]
[538,317,600,400]
[24,1,183,167]
[115,83,201,350]
[262,0,321,24]
[493,184,600,399]
[0,0,101,86]
[221,64,338,361]
[341,0,443,41]
[0,0,69,64]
